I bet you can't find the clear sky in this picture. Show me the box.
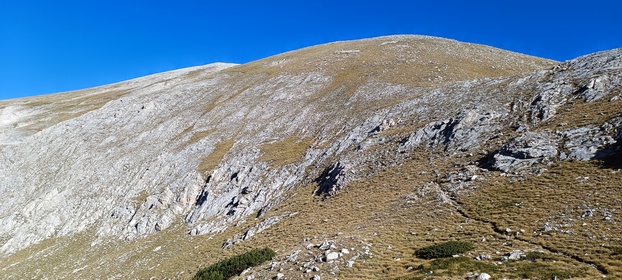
[1,0,621,100]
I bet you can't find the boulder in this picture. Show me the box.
[324,251,339,262]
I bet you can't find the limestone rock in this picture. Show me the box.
[399,109,504,152]
[492,132,559,172]
[561,122,620,161]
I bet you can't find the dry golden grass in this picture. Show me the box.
[188,128,218,145]
[197,139,234,175]
[229,36,555,90]
[133,190,150,203]
[458,160,622,277]
[173,124,196,141]
[258,136,313,167]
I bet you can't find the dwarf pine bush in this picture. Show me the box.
[415,241,474,259]
[193,247,276,280]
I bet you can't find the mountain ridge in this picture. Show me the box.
[0,35,620,279]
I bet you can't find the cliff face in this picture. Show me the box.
[0,35,621,279]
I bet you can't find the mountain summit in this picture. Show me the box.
[1,35,620,279]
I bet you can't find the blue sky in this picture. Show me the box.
[1,1,621,100]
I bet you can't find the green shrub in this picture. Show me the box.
[415,241,474,259]
[193,247,276,280]
[195,270,224,280]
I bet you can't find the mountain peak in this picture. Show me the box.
[231,35,555,88]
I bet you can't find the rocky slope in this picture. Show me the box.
[0,35,621,279]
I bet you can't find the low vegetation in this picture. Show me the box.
[193,247,276,280]
[414,241,474,259]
